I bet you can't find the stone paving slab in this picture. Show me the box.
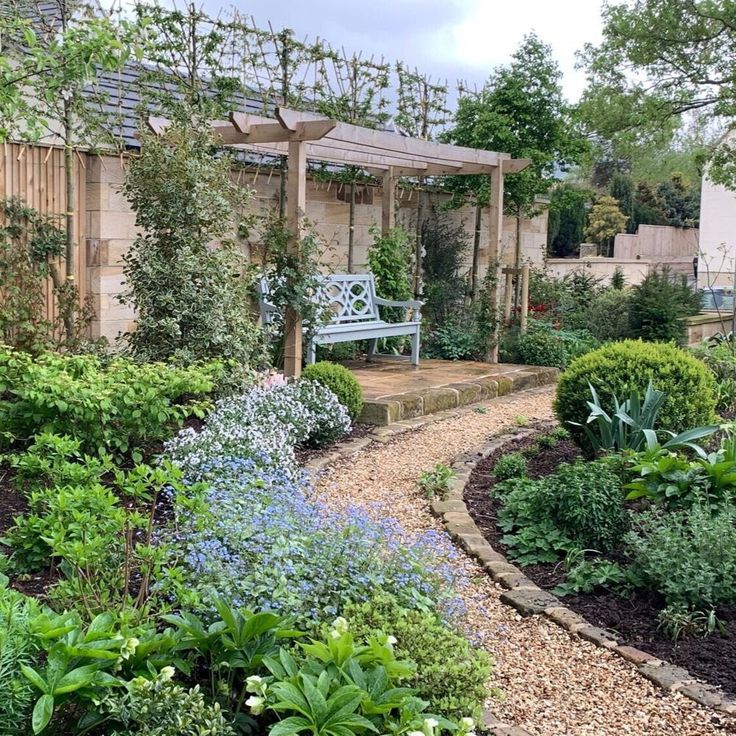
[347,359,559,425]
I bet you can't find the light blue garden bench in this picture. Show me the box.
[258,273,423,365]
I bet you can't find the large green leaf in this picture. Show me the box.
[32,694,54,734]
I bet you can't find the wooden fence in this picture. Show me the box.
[0,142,87,322]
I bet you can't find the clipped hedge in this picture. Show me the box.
[301,361,364,420]
[554,340,716,448]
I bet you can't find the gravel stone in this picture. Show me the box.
[313,386,726,735]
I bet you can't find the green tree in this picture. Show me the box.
[0,0,139,341]
[580,0,736,188]
[609,173,635,233]
[444,33,586,300]
[585,195,628,256]
[547,184,591,257]
[120,121,264,367]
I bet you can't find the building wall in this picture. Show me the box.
[85,155,549,341]
[699,173,736,288]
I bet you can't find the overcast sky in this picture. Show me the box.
[139,0,604,101]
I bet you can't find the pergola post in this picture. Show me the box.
[284,140,307,378]
[485,165,505,362]
[381,167,395,235]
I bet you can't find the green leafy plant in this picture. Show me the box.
[692,339,736,416]
[418,464,455,499]
[121,121,266,367]
[301,363,364,421]
[368,226,413,324]
[0,347,219,457]
[492,452,527,481]
[583,288,632,342]
[656,604,727,643]
[554,556,636,597]
[572,381,718,455]
[625,505,736,611]
[554,340,717,451]
[344,594,492,720]
[628,267,702,344]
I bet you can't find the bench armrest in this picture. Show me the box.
[375,297,424,322]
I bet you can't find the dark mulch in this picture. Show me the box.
[464,428,736,698]
[295,422,373,465]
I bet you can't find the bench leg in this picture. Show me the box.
[411,329,420,366]
[367,339,378,362]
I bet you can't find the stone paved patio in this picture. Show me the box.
[344,359,559,424]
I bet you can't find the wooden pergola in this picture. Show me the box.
[148,107,529,377]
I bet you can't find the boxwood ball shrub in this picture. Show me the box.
[554,340,716,449]
[492,451,527,481]
[301,361,364,420]
[345,593,492,720]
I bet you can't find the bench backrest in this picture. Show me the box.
[258,273,381,326]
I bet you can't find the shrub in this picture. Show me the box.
[424,311,481,361]
[345,594,492,719]
[584,289,633,342]
[302,362,364,421]
[367,226,412,324]
[502,322,598,369]
[492,452,527,481]
[162,457,457,627]
[692,340,736,415]
[497,459,627,560]
[121,121,265,367]
[0,583,39,736]
[554,340,717,449]
[625,506,736,610]
[418,463,455,499]
[628,268,702,344]
[0,347,219,457]
[97,671,234,736]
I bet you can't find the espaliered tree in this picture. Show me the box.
[315,51,390,273]
[0,0,139,342]
[394,64,450,296]
[580,0,736,189]
[444,34,586,304]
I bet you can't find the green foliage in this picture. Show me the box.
[584,289,632,342]
[546,184,591,257]
[444,33,585,214]
[497,460,627,560]
[424,311,481,362]
[609,173,635,233]
[628,268,702,344]
[554,557,635,597]
[625,505,736,610]
[301,363,364,422]
[0,583,39,736]
[367,226,412,323]
[421,209,468,324]
[121,121,265,367]
[656,604,726,643]
[501,322,598,369]
[554,340,717,450]
[0,346,218,457]
[418,464,455,500]
[585,195,628,253]
[344,595,492,720]
[692,340,736,415]
[492,452,527,481]
[572,381,718,455]
[96,671,234,736]
[3,436,190,616]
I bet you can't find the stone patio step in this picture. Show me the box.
[349,360,559,425]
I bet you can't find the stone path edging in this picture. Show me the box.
[431,429,736,719]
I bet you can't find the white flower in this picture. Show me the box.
[424,719,439,730]
[160,666,175,681]
[330,616,349,638]
[387,635,398,645]
[460,718,475,729]
[246,675,265,693]
[408,731,425,736]
[245,695,266,715]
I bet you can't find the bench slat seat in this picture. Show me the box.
[258,273,423,366]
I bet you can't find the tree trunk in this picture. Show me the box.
[63,97,75,342]
[347,179,356,273]
[470,202,482,302]
[513,205,522,311]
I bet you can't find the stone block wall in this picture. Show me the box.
[83,154,549,341]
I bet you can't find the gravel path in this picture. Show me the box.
[314,387,732,736]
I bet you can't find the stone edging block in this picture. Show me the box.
[439,429,736,719]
